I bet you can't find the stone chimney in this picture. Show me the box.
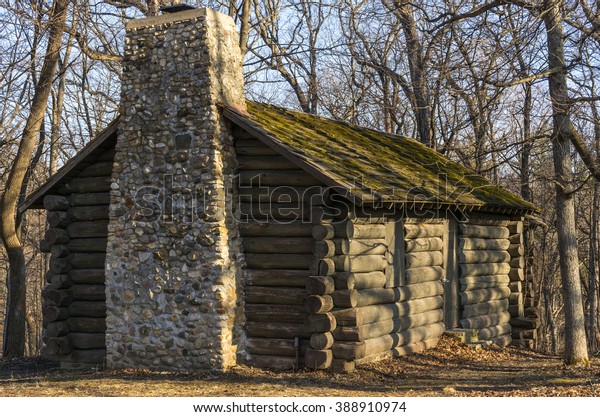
[105,8,245,370]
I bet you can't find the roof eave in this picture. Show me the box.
[19,118,120,213]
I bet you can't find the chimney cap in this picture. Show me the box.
[160,4,196,14]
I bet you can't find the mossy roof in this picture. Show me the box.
[225,101,537,213]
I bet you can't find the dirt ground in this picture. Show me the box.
[0,337,598,397]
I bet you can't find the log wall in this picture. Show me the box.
[235,129,319,371]
[330,217,445,368]
[457,218,512,346]
[507,220,540,348]
[40,148,114,366]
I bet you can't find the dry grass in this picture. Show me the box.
[0,337,598,397]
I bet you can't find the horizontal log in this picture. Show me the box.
[509,233,524,244]
[313,240,335,258]
[43,287,73,306]
[404,237,443,253]
[304,312,336,332]
[462,299,509,318]
[78,161,113,177]
[478,323,511,340]
[335,222,386,239]
[334,271,386,290]
[305,295,333,314]
[68,301,106,318]
[305,348,333,369]
[459,224,509,239]
[508,304,525,317]
[405,251,443,268]
[510,317,540,329]
[459,311,511,329]
[40,239,52,253]
[508,244,524,257]
[45,228,70,245]
[334,239,387,256]
[332,323,445,360]
[42,306,69,322]
[404,223,445,239]
[244,269,307,287]
[46,337,73,355]
[67,238,107,253]
[246,337,308,357]
[458,250,510,264]
[460,287,510,305]
[67,221,109,238]
[245,286,307,305]
[47,211,70,228]
[508,222,524,235]
[51,245,70,258]
[49,274,72,289]
[69,332,105,349]
[310,332,334,350]
[312,224,335,240]
[332,280,443,308]
[237,155,298,170]
[67,317,106,333]
[67,205,109,222]
[239,220,312,238]
[69,192,110,206]
[510,257,525,268]
[509,292,523,305]
[69,269,105,285]
[333,295,443,326]
[459,263,510,277]
[243,237,313,254]
[58,176,111,194]
[333,309,443,341]
[307,275,335,295]
[247,354,303,371]
[245,253,313,270]
[245,321,311,338]
[333,255,387,273]
[310,258,335,276]
[45,321,69,338]
[49,258,71,274]
[239,170,322,187]
[459,237,510,251]
[460,275,510,285]
[43,195,70,211]
[69,253,106,269]
[71,285,106,301]
[245,304,306,323]
[492,334,512,347]
[508,282,522,293]
[239,203,311,221]
[405,266,444,285]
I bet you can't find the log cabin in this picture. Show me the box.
[20,6,540,372]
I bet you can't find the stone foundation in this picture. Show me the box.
[105,8,246,370]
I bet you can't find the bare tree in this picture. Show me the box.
[1,0,70,357]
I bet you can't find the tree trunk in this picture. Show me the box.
[543,0,589,365]
[589,181,598,354]
[1,0,70,358]
[383,0,432,147]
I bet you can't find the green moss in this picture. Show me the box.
[241,101,538,211]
